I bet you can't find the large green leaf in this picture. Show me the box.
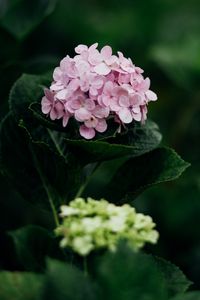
[171,292,200,300]
[0,0,57,40]
[0,114,82,211]
[154,257,192,298]
[41,259,96,300]
[64,120,162,163]
[0,271,43,300]
[98,147,190,203]
[9,225,62,271]
[9,73,51,123]
[96,245,168,300]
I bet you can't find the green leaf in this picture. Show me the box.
[154,256,192,297]
[42,259,97,300]
[96,244,168,300]
[9,73,51,123]
[171,292,200,300]
[64,120,162,164]
[0,114,82,211]
[8,225,62,271]
[0,0,57,40]
[101,147,190,203]
[0,271,43,300]
[29,102,67,132]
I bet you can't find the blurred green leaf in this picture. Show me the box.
[0,271,43,300]
[151,37,200,90]
[96,244,168,300]
[9,225,61,271]
[171,292,200,300]
[154,256,192,297]
[102,147,190,203]
[42,259,96,300]
[0,0,57,40]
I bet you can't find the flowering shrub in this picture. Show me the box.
[41,43,157,139]
[55,197,158,255]
[0,35,192,299]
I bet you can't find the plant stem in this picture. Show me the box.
[83,256,88,277]
[74,162,100,198]
[30,144,59,227]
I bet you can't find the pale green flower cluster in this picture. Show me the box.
[55,197,159,256]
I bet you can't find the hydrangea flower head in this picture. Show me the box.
[55,197,159,256]
[41,43,157,139]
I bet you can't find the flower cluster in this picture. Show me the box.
[41,43,157,139]
[55,197,159,256]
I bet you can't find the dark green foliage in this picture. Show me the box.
[9,225,62,271]
[102,147,190,203]
[154,256,192,297]
[0,0,199,297]
[0,271,44,300]
[0,245,192,300]
[0,0,57,40]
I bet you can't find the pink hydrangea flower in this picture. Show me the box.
[41,43,157,139]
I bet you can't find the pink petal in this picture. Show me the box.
[75,44,88,54]
[41,96,51,106]
[50,83,63,91]
[79,125,95,139]
[145,90,157,101]
[94,63,111,75]
[102,95,110,106]
[63,113,70,127]
[103,81,114,95]
[105,55,118,65]
[89,87,98,96]
[101,45,112,60]
[56,89,68,100]
[119,95,130,107]
[53,67,62,81]
[92,76,104,89]
[41,103,51,114]
[74,108,91,122]
[76,60,90,75]
[139,78,150,92]
[132,106,140,114]
[84,99,95,111]
[50,108,57,120]
[95,119,107,133]
[85,116,98,128]
[44,88,54,100]
[88,49,102,65]
[110,98,120,111]
[70,99,82,110]
[118,108,132,124]
[93,105,110,118]
[130,94,142,106]
[55,101,64,119]
[132,112,142,122]
[68,79,79,91]
[89,43,98,51]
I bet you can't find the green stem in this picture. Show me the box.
[74,162,101,198]
[83,256,88,277]
[47,129,64,157]
[30,144,59,227]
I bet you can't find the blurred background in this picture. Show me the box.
[0,0,200,289]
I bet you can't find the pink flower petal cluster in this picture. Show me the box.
[41,43,157,139]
